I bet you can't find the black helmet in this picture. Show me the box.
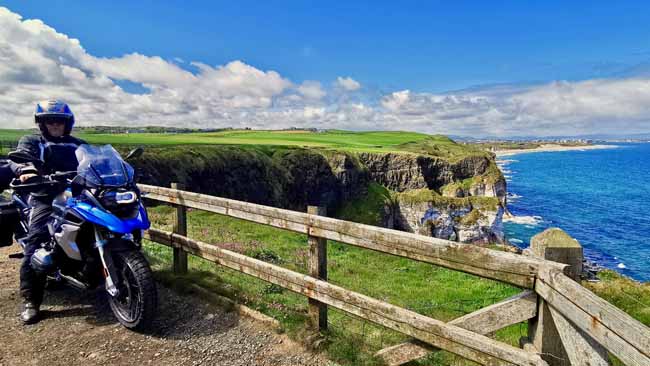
[34,100,75,137]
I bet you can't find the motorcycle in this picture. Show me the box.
[4,144,157,331]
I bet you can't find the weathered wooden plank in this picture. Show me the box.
[452,290,538,332]
[171,183,188,275]
[529,297,569,366]
[528,229,580,366]
[308,227,536,288]
[141,185,308,232]
[375,341,432,366]
[536,265,650,366]
[520,337,540,354]
[307,205,328,331]
[310,215,542,275]
[548,306,609,366]
[146,228,547,366]
[375,290,539,366]
[139,184,554,288]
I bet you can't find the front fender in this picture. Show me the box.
[70,201,150,234]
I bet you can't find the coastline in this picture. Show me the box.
[496,142,646,282]
[494,144,617,157]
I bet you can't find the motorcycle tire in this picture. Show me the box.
[108,250,158,332]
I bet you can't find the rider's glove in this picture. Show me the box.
[18,164,39,183]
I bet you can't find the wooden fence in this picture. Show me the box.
[139,183,650,366]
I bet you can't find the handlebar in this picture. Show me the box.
[9,171,77,190]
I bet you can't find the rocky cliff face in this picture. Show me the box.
[132,146,368,212]
[357,152,506,243]
[357,152,502,194]
[134,145,505,243]
[392,191,504,243]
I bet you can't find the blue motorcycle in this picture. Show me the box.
[6,145,157,331]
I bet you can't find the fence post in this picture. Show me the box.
[172,182,188,275]
[526,228,583,366]
[307,205,327,332]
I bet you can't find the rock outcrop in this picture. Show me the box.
[392,190,504,243]
[357,153,499,192]
[357,151,506,243]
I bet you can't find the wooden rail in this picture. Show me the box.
[140,184,650,366]
[140,184,555,288]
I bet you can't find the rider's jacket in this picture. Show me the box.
[15,134,86,175]
[0,160,14,190]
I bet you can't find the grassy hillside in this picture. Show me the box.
[144,205,523,366]
[0,128,488,160]
[143,205,650,366]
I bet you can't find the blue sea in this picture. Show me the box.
[499,143,650,282]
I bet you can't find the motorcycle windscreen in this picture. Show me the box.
[76,145,135,187]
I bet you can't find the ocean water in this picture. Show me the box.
[499,143,650,282]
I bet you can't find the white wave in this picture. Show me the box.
[497,159,518,164]
[504,215,543,225]
[617,263,627,269]
[501,169,512,174]
[508,238,524,244]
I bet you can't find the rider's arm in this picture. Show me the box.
[15,136,42,182]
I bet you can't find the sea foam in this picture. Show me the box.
[503,215,543,226]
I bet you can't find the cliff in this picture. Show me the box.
[355,150,507,243]
[132,142,506,243]
[131,146,368,212]
[357,151,505,199]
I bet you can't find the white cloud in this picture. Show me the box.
[335,76,361,91]
[297,80,326,100]
[1,6,650,137]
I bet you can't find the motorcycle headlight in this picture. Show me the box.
[115,191,137,204]
[100,190,140,219]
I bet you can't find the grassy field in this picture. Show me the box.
[0,128,429,149]
[0,128,488,160]
[142,205,650,366]
[144,205,525,366]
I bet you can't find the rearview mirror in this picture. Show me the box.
[125,147,144,161]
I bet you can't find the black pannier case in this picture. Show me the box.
[0,200,19,247]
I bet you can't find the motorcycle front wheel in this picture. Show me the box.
[108,250,158,332]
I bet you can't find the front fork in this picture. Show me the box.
[94,228,120,297]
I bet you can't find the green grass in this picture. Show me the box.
[0,128,489,160]
[141,205,650,366]
[585,270,650,326]
[397,188,500,210]
[336,183,393,226]
[143,205,525,366]
[0,128,428,149]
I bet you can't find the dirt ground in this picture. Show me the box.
[0,244,329,366]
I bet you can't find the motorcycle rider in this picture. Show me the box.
[13,100,86,324]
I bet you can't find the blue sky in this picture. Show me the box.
[6,0,650,91]
[1,1,650,136]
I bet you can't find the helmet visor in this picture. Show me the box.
[36,115,71,125]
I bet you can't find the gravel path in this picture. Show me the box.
[0,244,329,366]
